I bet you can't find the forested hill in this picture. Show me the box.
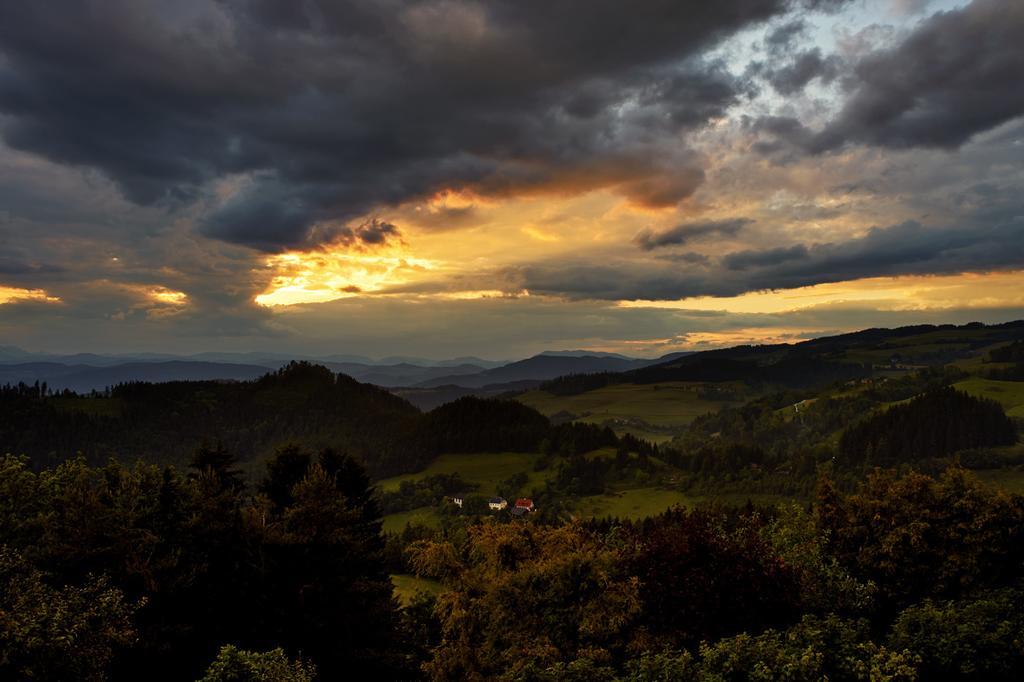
[0,362,430,478]
[540,320,1024,395]
[0,362,603,480]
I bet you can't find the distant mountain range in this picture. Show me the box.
[0,361,272,393]
[4,320,1021,404]
[0,345,685,393]
[0,346,507,369]
[414,354,667,388]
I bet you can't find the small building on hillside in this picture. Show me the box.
[450,493,468,508]
[488,497,508,510]
[514,498,535,512]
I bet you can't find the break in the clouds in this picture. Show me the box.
[1,0,1023,357]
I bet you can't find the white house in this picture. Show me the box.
[488,497,508,510]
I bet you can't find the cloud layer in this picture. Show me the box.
[0,0,822,251]
[1,0,1023,357]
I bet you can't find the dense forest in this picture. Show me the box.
[838,387,1018,466]
[0,362,427,478]
[539,355,870,396]
[3,448,1024,679]
[0,363,588,480]
[0,447,404,680]
[411,468,1024,679]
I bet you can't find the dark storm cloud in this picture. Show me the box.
[656,252,712,265]
[0,255,62,276]
[764,20,807,54]
[518,207,1024,300]
[809,0,1024,151]
[0,0,829,251]
[634,218,752,251]
[723,244,809,270]
[766,48,842,95]
[323,219,403,249]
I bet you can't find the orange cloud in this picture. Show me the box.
[255,248,441,307]
[0,286,61,305]
[620,271,1024,315]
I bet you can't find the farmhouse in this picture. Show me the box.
[514,498,535,512]
[450,493,467,508]
[488,497,508,510]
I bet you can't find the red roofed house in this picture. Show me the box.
[514,498,534,512]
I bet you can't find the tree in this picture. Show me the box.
[888,588,1024,680]
[252,458,404,679]
[628,509,801,648]
[765,504,874,616]
[189,442,244,492]
[259,444,312,510]
[0,546,140,681]
[818,468,1024,609]
[198,645,316,682]
[692,615,919,681]
[410,521,641,680]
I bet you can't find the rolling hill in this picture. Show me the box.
[512,321,1024,446]
[415,353,663,388]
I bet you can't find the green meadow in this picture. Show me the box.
[954,378,1024,418]
[573,487,792,520]
[572,487,693,519]
[973,468,1024,496]
[390,573,443,606]
[378,451,556,532]
[381,506,443,534]
[517,381,739,441]
[376,451,554,496]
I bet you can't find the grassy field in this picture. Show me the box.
[391,573,443,606]
[973,468,1024,495]
[609,425,678,445]
[381,506,443,534]
[378,451,556,532]
[573,487,693,519]
[517,382,739,442]
[572,487,792,520]
[376,451,553,496]
[954,378,1024,418]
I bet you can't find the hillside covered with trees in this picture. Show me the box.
[0,363,589,480]
[3,322,1024,679]
[3,449,1024,680]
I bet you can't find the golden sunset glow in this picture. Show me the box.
[620,271,1024,316]
[148,287,189,306]
[255,249,441,307]
[0,286,61,305]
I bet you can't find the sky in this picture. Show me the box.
[0,0,1022,359]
